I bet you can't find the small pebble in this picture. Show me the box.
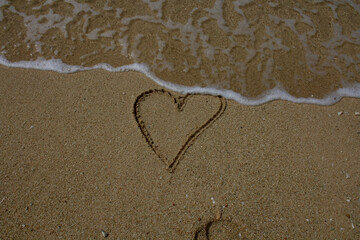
[337,111,343,116]
[215,207,222,220]
[101,229,109,238]
[346,173,350,179]
[355,112,360,116]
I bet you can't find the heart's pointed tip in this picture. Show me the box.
[167,166,176,174]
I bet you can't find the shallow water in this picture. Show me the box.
[0,0,360,104]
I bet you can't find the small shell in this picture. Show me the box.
[101,229,109,238]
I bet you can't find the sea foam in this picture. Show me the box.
[0,0,359,104]
[1,55,359,106]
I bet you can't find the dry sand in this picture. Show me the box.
[0,66,359,239]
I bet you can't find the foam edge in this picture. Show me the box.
[0,55,359,106]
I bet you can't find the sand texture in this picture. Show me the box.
[0,66,360,239]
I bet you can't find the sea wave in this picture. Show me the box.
[1,55,359,105]
[0,0,359,104]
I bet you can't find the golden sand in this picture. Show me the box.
[0,66,359,239]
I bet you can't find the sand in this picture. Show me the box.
[0,65,359,239]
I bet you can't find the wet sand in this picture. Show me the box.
[0,66,359,239]
[1,0,360,100]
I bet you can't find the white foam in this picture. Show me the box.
[115,8,123,18]
[234,0,254,7]
[64,0,99,16]
[0,55,359,106]
[142,0,165,18]
[80,51,97,60]
[9,6,68,43]
[118,35,129,57]
[100,30,116,38]
[8,0,99,45]
[86,28,101,40]
[44,0,56,5]
[0,0,8,21]
[1,0,359,105]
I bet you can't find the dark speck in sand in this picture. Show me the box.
[101,229,109,238]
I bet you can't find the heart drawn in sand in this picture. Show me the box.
[133,89,227,173]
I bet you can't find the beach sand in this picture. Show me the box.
[0,65,359,239]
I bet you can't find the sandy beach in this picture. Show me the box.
[0,66,359,239]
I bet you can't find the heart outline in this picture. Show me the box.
[133,89,227,173]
